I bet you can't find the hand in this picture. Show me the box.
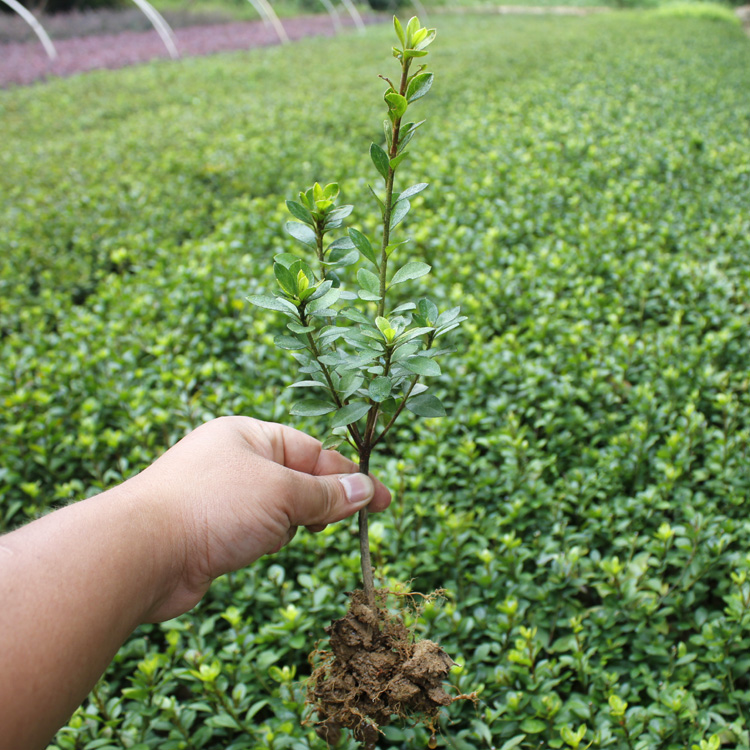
[129,416,391,621]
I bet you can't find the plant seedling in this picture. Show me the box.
[249,16,467,746]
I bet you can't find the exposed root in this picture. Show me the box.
[306,588,466,749]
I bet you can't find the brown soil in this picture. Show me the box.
[307,589,455,748]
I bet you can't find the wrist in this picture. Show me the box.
[109,475,190,623]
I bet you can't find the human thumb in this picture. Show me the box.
[285,471,374,529]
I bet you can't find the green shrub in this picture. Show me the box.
[650,1,741,23]
[2,11,750,750]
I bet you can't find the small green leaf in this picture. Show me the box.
[357,268,381,296]
[383,119,393,150]
[370,142,390,180]
[406,72,434,103]
[398,120,425,154]
[368,184,386,216]
[499,737,527,750]
[285,221,317,248]
[322,435,344,450]
[520,719,547,734]
[288,380,326,389]
[349,228,379,265]
[308,279,333,301]
[340,307,371,325]
[325,204,353,227]
[391,261,431,285]
[417,298,439,323]
[391,301,417,314]
[385,92,408,120]
[375,316,391,335]
[392,342,419,361]
[327,236,355,252]
[274,334,307,350]
[286,200,314,226]
[322,182,339,200]
[290,399,337,417]
[393,15,406,46]
[406,393,446,418]
[339,372,364,400]
[307,287,341,314]
[330,402,371,429]
[390,152,408,171]
[397,183,428,202]
[288,259,315,286]
[287,322,315,334]
[211,714,241,730]
[396,326,434,344]
[369,376,392,402]
[326,247,358,267]
[246,294,298,314]
[405,16,420,44]
[274,262,297,295]
[401,356,441,377]
[273,252,300,268]
[414,28,436,50]
[359,290,382,301]
[389,199,410,229]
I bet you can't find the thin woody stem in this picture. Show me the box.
[357,449,375,606]
[372,375,420,449]
[377,59,411,319]
[301,312,363,451]
[360,60,413,607]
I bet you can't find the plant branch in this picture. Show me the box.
[377,59,411,319]
[301,311,363,450]
[372,375,420,448]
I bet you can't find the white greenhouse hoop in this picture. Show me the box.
[1,0,57,60]
[319,0,342,32]
[130,0,179,59]
[339,0,365,33]
[245,0,289,44]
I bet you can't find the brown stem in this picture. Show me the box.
[358,58,412,608]
[358,448,376,606]
[301,312,363,451]
[372,375,419,448]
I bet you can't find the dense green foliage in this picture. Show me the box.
[2,11,750,749]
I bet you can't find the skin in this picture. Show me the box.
[0,416,391,750]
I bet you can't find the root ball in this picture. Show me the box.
[307,590,455,748]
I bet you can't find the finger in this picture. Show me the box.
[282,470,376,529]
[368,478,392,513]
[313,449,360,476]
[312,451,391,512]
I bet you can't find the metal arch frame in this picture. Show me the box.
[339,0,365,32]
[245,0,289,44]
[0,0,179,61]
[1,0,58,60]
[129,0,180,59]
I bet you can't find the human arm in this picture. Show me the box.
[0,416,390,750]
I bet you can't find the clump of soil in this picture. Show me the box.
[307,589,455,748]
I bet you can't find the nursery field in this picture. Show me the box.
[2,10,750,749]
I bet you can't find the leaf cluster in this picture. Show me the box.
[249,16,462,454]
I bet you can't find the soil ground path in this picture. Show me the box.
[0,13,379,88]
